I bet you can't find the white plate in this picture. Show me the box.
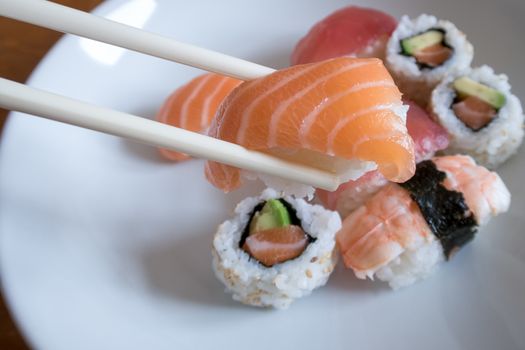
[1,0,525,349]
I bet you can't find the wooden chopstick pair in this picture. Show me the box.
[0,0,340,191]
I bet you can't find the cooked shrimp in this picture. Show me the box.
[337,183,434,279]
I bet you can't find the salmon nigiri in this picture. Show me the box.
[205,57,415,194]
[156,73,242,161]
[337,155,510,289]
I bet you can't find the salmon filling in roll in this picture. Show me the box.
[450,77,505,131]
[239,198,314,267]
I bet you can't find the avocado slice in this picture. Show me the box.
[453,77,506,109]
[401,30,444,55]
[249,199,291,234]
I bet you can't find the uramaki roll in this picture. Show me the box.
[430,65,524,169]
[212,188,341,309]
[386,14,474,107]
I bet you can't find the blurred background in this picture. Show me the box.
[0,1,102,348]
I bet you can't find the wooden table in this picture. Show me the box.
[0,2,102,348]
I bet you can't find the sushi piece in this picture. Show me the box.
[156,73,242,161]
[385,14,474,107]
[337,155,510,289]
[212,188,341,309]
[316,99,449,217]
[205,57,415,197]
[291,6,397,65]
[430,65,524,169]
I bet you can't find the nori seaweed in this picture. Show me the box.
[399,160,478,258]
[238,199,315,249]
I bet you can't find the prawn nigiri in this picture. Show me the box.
[291,6,397,65]
[156,73,242,161]
[316,99,449,217]
[337,155,510,289]
[205,57,415,195]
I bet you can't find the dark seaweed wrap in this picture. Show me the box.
[400,160,478,258]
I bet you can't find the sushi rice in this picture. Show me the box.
[430,65,524,169]
[375,239,444,289]
[212,188,341,309]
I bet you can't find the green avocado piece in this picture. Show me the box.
[249,199,291,234]
[453,77,506,109]
[401,30,444,55]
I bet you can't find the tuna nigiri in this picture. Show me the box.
[205,57,415,195]
[336,155,510,289]
[156,73,242,161]
[291,6,398,65]
[316,99,449,217]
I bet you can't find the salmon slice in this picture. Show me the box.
[316,98,449,217]
[413,43,452,67]
[205,57,415,192]
[156,73,242,161]
[243,225,308,267]
[291,6,397,65]
[452,95,497,131]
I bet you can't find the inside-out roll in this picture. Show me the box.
[212,188,341,309]
[430,65,524,169]
[386,14,473,107]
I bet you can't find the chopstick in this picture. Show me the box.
[0,78,340,191]
[0,0,276,80]
[0,0,340,190]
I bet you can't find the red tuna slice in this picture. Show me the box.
[291,6,397,65]
[404,99,449,161]
[316,99,449,217]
